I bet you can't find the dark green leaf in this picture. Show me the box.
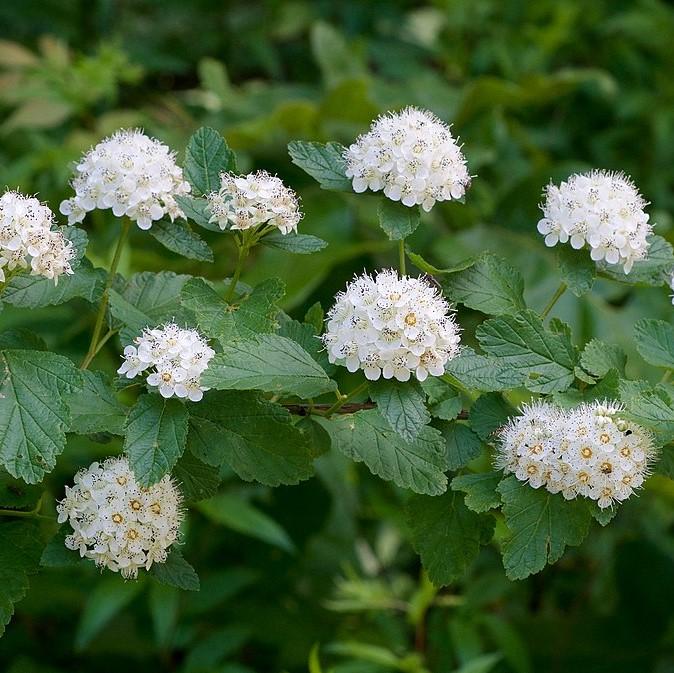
[556,246,596,297]
[579,339,626,377]
[175,195,220,231]
[150,549,200,591]
[445,347,524,392]
[184,127,236,195]
[124,395,189,486]
[261,231,328,254]
[634,319,674,369]
[442,422,484,470]
[407,491,494,586]
[598,235,674,286]
[469,393,516,441]
[369,379,430,441]
[172,450,221,502]
[451,471,502,513]
[65,370,127,436]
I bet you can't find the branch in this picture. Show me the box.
[283,402,469,419]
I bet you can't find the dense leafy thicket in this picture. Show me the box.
[1,2,674,672]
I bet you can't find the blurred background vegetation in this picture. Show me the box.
[1,1,674,672]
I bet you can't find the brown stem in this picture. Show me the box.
[283,402,469,419]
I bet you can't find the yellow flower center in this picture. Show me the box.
[526,465,537,475]
[116,476,127,486]
[150,502,161,515]
[130,499,142,511]
[581,447,592,459]
[404,313,417,326]
[600,462,613,474]
[127,529,138,540]
[112,513,123,524]
[161,372,172,382]
[600,433,610,444]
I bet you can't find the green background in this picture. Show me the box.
[1,1,674,671]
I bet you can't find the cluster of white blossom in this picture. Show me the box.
[207,170,302,234]
[118,322,214,401]
[344,107,471,211]
[537,170,652,274]
[496,400,656,508]
[0,191,75,283]
[322,269,461,382]
[59,129,191,230]
[58,457,182,579]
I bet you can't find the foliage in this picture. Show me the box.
[2,2,674,673]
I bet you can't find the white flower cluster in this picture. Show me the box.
[58,457,183,579]
[207,170,302,235]
[0,191,75,283]
[118,322,214,402]
[322,269,461,382]
[344,107,471,211]
[60,129,191,230]
[537,170,652,274]
[496,400,656,509]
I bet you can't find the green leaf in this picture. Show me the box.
[184,127,236,195]
[65,370,127,436]
[124,395,189,487]
[497,476,592,580]
[310,21,363,87]
[445,347,524,392]
[75,576,144,650]
[304,302,324,334]
[0,350,81,483]
[420,378,462,420]
[40,526,83,568]
[150,549,200,591]
[377,199,420,241]
[469,393,516,441]
[180,277,236,343]
[406,491,494,586]
[288,141,352,191]
[278,315,335,376]
[579,339,626,377]
[175,195,220,231]
[232,278,286,335]
[476,310,576,393]
[201,334,337,399]
[442,422,484,470]
[316,410,448,495]
[196,493,295,552]
[172,450,221,502]
[442,254,526,315]
[620,380,674,443]
[451,471,502,513]
[369,379,430,441]
[149,218,214,262]
[556,246,596,297]
[634,319,674,369]
[0,329,46,351]
[260,231,328,254]
[0,521,43,636]
[0,469,41,510]
[187,391,315,486]
[598,235,674,286]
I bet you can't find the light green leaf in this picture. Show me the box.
[451,471,502,513]
[124,394,189,487]
[420,378,462,420]
[476,310,576,393]
[196,493,295,552]
[620,380,674,443]
[260,231,328,254]
[556,246,596,297]
[0,350,81,483]
[288,141,352,191]
[75,576,144,649]
[377,199,421,241]
[150,549,200,591]
[310,21,363,87]
[232,278,285,335]
[497,476,592,580]
[175,195,220,231]
[579,339,626,377]
[598,235,674,286]
[149,218,214,262]
[634,319,674,369]
[65,370,127,436]
[445,347,524,392]
[180,277,236,343]
[442,253,525,316]
[201,334,337,399]
[187,391,315,486]
[442,422,484,470]
[184,127,236,195]
[0,521,43,636]
[304,302,324,334]
[369,379,430,441]
[316,409,448,495]
[407,491,494,586]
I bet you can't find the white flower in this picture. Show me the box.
[322,269,461,382]
[344,107,471,212]
[537,170,652,274]
[496,400,656,508]
[118,322,214,402]
[59,129,191,230]
[207,170,302,235]
[0,191,75,284]
[669,271,674,306]
[57,456,183,579]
